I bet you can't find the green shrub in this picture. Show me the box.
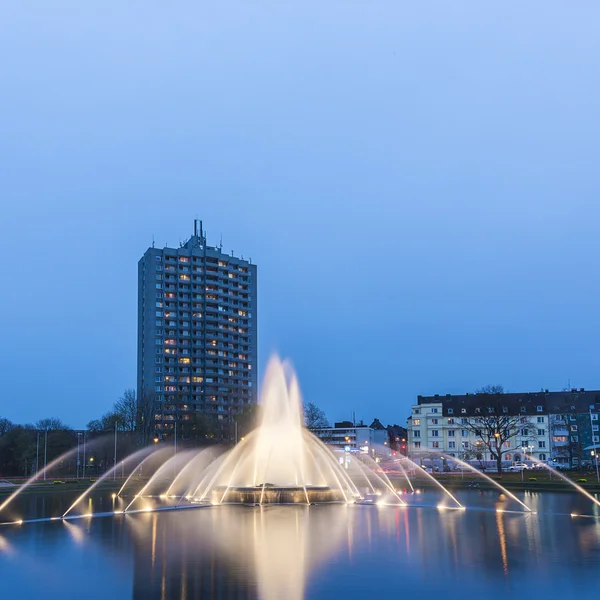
[577,478,588,484]
[52,480,65,485]
[528,477,537,482]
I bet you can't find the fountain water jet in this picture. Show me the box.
[525,454,600,510]
[439,454,532,512]
[397,456,464,509]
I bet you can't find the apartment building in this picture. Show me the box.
[137,220,257,438]
[408,392,552,464]
[408,389,600,467]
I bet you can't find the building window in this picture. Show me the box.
[571,435,579,442]
[522,428,529,436]
[537,406,543,412]
[570,425,578,432]
[461,430,469,437]
[460,418,468,425]
[431,419,439,425]
[520,407,526,412]
[448,430,455,437]
[448,408,454,415]
[156,283,162,289]
[448,418,455,425]
[413,408,420,415]
[502,407,509,414]
[414,442,421,448]
[538,441,546,449]
[431,408,439,414]
[553,435,567,443]
[537,416,544,423]
[475,408,481,414]
[462,442,469,450]
[537,429,545,436]
[431,430,439,437]
[539,453,546,460]
[432,441,439,448]
[570,415,577,421]
[592,414,599,421]
[413,419,420,426]
[413,431,421,438]
[155,385,162,392]
[461,408,467,414]
[448,441,455,449]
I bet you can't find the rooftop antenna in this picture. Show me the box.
[152,235,155,249]
[231,250,234,257]
[352,411,356,427]
[219,234,223,252]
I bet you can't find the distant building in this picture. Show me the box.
[137,220,257,439]
[407,389,600,468]
[386,424,408,456]
[313,420,389,456]
[545,389,600,468]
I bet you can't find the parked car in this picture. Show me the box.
[507,463,529,472]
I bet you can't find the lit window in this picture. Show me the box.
[431,419,438,425]
[432,441,439,448]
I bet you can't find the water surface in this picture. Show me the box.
[1,489,599,599]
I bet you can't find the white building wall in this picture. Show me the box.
[408,403,551,464]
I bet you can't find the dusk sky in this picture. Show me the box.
[2,3,600,428]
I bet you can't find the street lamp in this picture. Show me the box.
[591,451,600,484]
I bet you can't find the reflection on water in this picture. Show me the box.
[1,491,600,599]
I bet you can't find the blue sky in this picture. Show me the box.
[1,2,600,428]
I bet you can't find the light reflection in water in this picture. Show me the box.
[3,491,600,599]
[495,510,508,575]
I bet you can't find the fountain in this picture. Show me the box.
[3,355,600,524]
[126,356,391,509]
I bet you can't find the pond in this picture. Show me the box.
[1,489,599,599]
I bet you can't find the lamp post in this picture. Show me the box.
[43,429,48,481]
[82,431,86,478]
[77,432,82,479]
[35,431,40,475]
[113,422,117,480]
[591,451,600,484]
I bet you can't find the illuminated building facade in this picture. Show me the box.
[137,220,257,438]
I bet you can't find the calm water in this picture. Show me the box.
[1,489,600,599]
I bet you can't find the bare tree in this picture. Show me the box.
[461,389,534,474]
[35,417,71,431]
[136,390,158,446]
[0,418,13,436]
[304,402,330,431]
[476,385,505,395]
[114,389,137,432]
